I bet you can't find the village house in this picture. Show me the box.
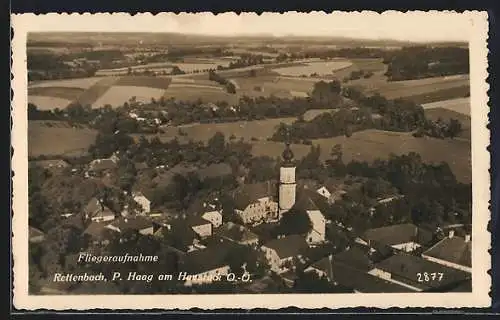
[82,222,116,246]
[356,223,434,254]
[105,216,154,236]
[368,254,471,292]
[29,226,45,243]
[83,197,116,222]
[29,159,70,171]
[421,230,472,273]
[86,158,118,177]
[304,254,334,281]
[233,182,279,225]
[295,191,327,245]
[132,191,151,214]
[217,222,259,246]
[261,234,309,274]
[179,245,232,287]
[186,215,213,239]
[201,207,223,229]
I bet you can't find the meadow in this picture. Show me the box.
[92,85,167,107]
[29,77,104,89]
[28,96,73,110]
[251,129,471,183]
[28,87,85,100]
[272,60,353,77]
[422,97,471,116]
[28,121,98,157]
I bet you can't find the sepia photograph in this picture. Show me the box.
[11,11,490,309]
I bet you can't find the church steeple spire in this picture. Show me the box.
[282,129,294,165]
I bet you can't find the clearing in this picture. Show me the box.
[251,129,471,183]
[28,121,98,157]
[28,77,104,90]
[114,76,172,90]
[28,96,73,110]
[28,87,85,101]
[92,85,167,108]
[141,118,297,143]
[272,60,353,77]
[74,77,120,107]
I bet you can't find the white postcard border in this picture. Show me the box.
[11,11,491,310]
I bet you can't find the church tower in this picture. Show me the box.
[279,140,296,219]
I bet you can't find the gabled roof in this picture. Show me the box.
[29,226,45,239]
[233,182,276,210]
[186,215,212,227]
[218,222,259,243]
[93,206,115,219]
[83,222,115,240]
[334,245,373,272]
[297,188,331,214]
[84,197,102,215]
[262,234,309,259]
[362,223,420,246]
[423,236,472,268]
[181,242,234,274]
[375,254,470,290]
[63,213,86,230]
[308,255,333,280]
[332,263,413,293]
[108,216,152,232]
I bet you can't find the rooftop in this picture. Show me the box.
[375,254,471,290]
[262,234,309,259]
[181,242,236,274]
[83,222,115,240]
[233,182,277,210]
[108,216,152,232]
[362,223,433,246]
[423,235,472,268]
[218,222,259,243]
[333,244,373,272]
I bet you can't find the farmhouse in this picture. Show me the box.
[82,222,116,246]
[186,215,213,239]
[421,231,472,273]
[83,197,116,222]
[132,191,151,214]
[179,245,232,286]
[233,182,279,225]
[201,206,223,229]
[369,254,471,291]
[357,223,434,254]
[295,191,327,245]
[87,158,117,177]
[217,222,259,246]
[261,234,309,274]
[105,216,154,236]
[304,254,334,281]
[29,226,45,243]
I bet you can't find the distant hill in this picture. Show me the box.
[28,32,467,48]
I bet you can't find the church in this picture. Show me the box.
[233,140,327,245]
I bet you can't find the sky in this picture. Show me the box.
[17,11,478,42]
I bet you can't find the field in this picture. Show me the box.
[28,96,73,110]
[424,107,472,140]
[26,59,471,110]
[371,75,470,102]
[29,77,104,89]
[272,60,353,77]
[28,121,98,157]
[114,76,172,90]
[93,85,167,107]
[422,97,470,115]
[251,129,471,183]
[28,87,85,100]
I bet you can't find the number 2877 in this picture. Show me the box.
[416,272,444,282]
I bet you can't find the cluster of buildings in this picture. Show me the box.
[29,141,472,292]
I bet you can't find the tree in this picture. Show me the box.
[277,207,313,235]
[207,132,226,158]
